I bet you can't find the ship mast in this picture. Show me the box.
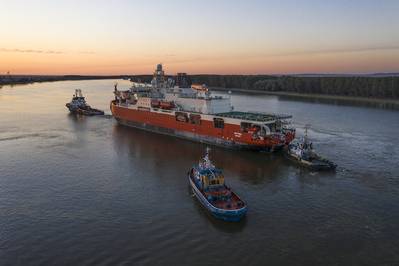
[304,124,310,144]
[152,63,165,88]
[201,147,214,169]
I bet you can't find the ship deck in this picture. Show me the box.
[214,111,292,122]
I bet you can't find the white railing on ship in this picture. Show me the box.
[249,111,293,119]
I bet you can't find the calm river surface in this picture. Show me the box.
[1,80,399,266]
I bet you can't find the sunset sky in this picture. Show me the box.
[1,0,399,75]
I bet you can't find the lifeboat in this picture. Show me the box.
[151,99,161,108]
[150,99,175,109]
[159,101,175,109]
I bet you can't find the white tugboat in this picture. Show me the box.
[287,125,336,171]
[66,89,104,116]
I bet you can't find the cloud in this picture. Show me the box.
[77,51,96,54]
[142,45,399,65]
[0,48,96,55]
[265,45,399,57]
[0,48,64,54]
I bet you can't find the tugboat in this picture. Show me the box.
[188,148,247,222]
[66,89,104,116]
[287,125,336,171]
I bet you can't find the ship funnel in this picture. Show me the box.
[176,73,192,88]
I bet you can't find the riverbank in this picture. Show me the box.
[2,75,398,110]
[214,87,399,110]
[130,74,399,109]
[0,75,126,86]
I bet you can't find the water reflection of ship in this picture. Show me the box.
[66,112,92,146]
[112,124,287,185]
[67,112,88,122]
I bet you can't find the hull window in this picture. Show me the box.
[213,118,224,129]
[240,122,251,132]
[190,114,201,125]
[175,112,189,123]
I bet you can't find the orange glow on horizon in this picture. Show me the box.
[1,49,399,75]
[1,1,399,75]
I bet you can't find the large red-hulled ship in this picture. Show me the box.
[111,64,295,151]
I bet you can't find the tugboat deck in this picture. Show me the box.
[215,111,292,122]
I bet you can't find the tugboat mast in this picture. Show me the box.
[304,124,311,143]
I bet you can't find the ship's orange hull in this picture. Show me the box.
[111,101,294,151]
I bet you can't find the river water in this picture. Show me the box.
[1,80,399,266]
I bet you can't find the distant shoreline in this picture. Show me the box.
[2,75,398,110]
[213,87,399,110]
[0,75,126,86]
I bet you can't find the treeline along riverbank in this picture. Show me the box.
[2,74,398,109]
[132,74,399,110]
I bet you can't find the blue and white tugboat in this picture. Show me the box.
[66,89,104,116]
[188,148,247,222]
[287,125,336,171]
